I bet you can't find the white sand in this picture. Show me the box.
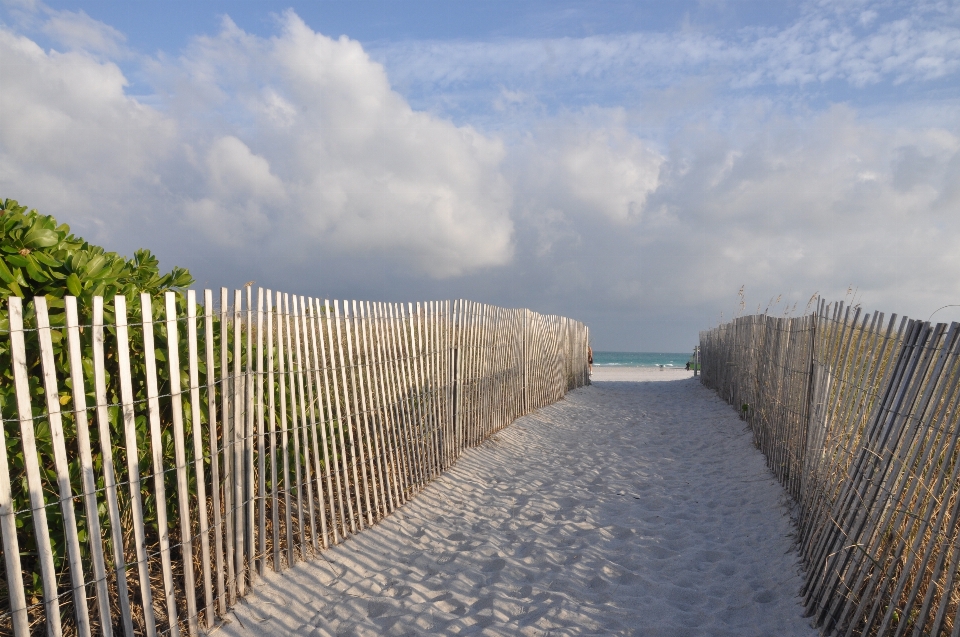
[590,366,696,382]
[219,373,816,636]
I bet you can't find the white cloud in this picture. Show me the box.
[513,112,663,226]
[370,1,960,104]
[41,8,126,56]
[629,103,960,317]
[0,27,176,234]
[0,11,514,278]
[161,13,515,277]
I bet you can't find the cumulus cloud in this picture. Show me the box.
[515,114,662,225]
[501,111,663,267]
[0,26,176,234]
[580,104,960,334]
[1,10,513,279]
[41,8,126,56]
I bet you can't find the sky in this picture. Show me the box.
[2,0,960,351]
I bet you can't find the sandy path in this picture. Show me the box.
[218,370,816,636]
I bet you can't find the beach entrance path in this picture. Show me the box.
[219,369,818,637]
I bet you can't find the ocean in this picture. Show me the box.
[592,351,694,368]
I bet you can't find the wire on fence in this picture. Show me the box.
[700,301,960,637]
[0,290,590,637]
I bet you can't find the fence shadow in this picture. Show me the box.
[0,291,589,637]
[701,301,960,636]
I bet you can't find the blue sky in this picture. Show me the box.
[2,0,960,350]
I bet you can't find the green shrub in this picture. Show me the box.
[0,198,192,308]
[0,197,198,608]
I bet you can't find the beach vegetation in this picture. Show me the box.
[0,197,194,607]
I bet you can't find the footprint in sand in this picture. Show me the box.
[216,379,818,637]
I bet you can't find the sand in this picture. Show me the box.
[218,370,816,636]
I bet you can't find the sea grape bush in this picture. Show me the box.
[0,198,193,308]
[0,198,202,609]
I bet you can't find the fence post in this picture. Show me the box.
[0,291,590,634]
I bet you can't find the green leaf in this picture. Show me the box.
[31,251,61,268]
[84,254,107,278]
[66,273,82,297]
[6,254,29,268]
[23,256,49,283]
[22,227,59,249]
[0,258,14,284]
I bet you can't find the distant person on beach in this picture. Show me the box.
[588,346,593,373]
[686,361,691,371]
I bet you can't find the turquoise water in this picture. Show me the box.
[593,352,693,368]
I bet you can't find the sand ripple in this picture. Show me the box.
[219,375,817,636]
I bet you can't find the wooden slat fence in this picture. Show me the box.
[701,300,960,636]
[0,290,589,636]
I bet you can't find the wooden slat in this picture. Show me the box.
[266,291,280,571]
[291,296,316,552]
[466,303,475,439]
[370,302,402,510]
[284,294,306,558]
[344,301,374,526]
[355,302,380,517]
[693,304,960,637]
[311,299,343,544]
[8,297,62,636]
[420,302,438,477]
[307,298,336,546]
[64,297,111,636]
[436,301,451,467]
[387,303,416,497]
[423,303,440,477]
[114,294,157,637]
[256,288,267,575]
[444,301,455,468]
[322,299,351,539]
[164,292,198,636]
[382,303,407,495]
[375,301,398,511]
[0,302,28,637]
[414,302,429,481]
[301,297,330,549]
[333,300,363,533]
[245,286,256,585]
[0,292,587,637]
[371,302,398,512]
[187,291,215,629]
[408,303,430,484]
[139,293,180,636]
[353,301,383,526]
[470,302,483,445]
[474,303,487,445]
[451,300,463,459]
[395,303,420,489]
[276,293,294,566]
[205,289,227,615]
[219,287,236,605]
[92,297,136,636]
[232,289,245,595]
[34,297,93,636]
[874,329,960,635]
[389,302,413,501]
[0,405,26,637]
[430,302,444,468]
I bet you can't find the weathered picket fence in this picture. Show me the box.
[0,289,590,636]
[701,301,960,636]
